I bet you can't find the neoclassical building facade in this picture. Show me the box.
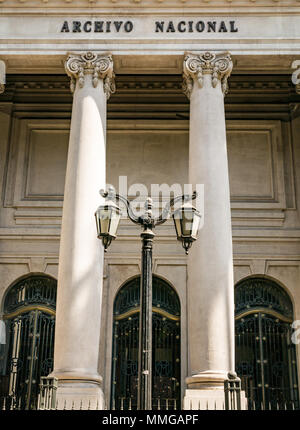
[0,0,300,411]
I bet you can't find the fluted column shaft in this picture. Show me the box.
[51,52,115,407]
[184,52,235,389]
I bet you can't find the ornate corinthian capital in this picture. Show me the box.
[65,52,116,99]
[183,52,233,99]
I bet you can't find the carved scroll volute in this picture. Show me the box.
[183,52,233,99]
[64,52,116,99]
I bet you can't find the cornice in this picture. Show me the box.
[1,74,299,115]
[4,74,296,94]
[0,0,299,6]
[0,0,300,16]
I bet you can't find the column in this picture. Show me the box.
[50,52,115,409]
[0,60,5,93]
[183,52,237,409]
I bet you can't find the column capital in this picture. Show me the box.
[291,59,300,95]
[183,51,233,99]
[65,51,116,99]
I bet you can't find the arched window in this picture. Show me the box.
[235,277,299,410]
[111,276,181,410]
[0,275,57,410]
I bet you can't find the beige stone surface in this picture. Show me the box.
[184,388,247,410]
[0,53,300,410]
[26,129,68,198]
[0,0,298,9]
[0,14,300,60]
[49,53,114,409]
[184,53,235,396]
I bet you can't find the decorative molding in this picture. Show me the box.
[4,117,70,211]
[227,120,286,211]
[14,81,70,91]
[2,75,295,97]
[64,51,116,99]
[182,51,233,99]
[0,0,300,9]
[231,209,285,228]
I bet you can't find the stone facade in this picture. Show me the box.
[0,2,300,410]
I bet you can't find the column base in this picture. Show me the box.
[183,389,247,410]
[50,372,106,410]
[186,370,228,389]
[184,371,247,410]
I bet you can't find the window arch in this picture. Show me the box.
[0,274,57,410]
[235,277,299,410]
[111,276,181,410]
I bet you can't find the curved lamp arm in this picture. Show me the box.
[154,191,197,226]
[100,188,140,225]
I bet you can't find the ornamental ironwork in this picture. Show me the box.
[0,276,56,410]
[114,276,180,317]
[235,277,299,410]
[235,277,293,319]
[111,276,180,410]
[4,275,57,314]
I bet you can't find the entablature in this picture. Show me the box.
[0,0,300,16]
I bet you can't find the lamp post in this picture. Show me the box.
[95,187,201,410]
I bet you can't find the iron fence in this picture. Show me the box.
[224,372,242,410]
[1,373,300,410]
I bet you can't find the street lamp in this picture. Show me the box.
[95,192,122,250]
[95,187,201,410]
[172,203,201,255]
